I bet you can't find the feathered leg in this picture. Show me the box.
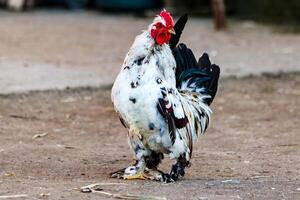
[144,151,164,169]
[143,151,170,181]
[111,127,151,180]
[170,155,190,181]
[154,154,190,183]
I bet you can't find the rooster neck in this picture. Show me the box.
[124,31,176,86]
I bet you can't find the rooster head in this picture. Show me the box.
[149,10,175,45]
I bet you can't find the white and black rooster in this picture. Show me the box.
[111,10,220,182]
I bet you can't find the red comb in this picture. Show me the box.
[159,10,174,28]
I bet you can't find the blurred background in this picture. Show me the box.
[0,0,299,93]
[1,0,300,23]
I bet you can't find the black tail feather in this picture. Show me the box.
[197,53,220,104]
[174,43,198,84]
[187,48,198,69]
[169,14,188,50]
[206,64,220,105]
[168,14,220,105]
[174,44,220,105]
[198,53,211,70]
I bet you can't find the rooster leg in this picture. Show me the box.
[111,130,150,180]
[169,155,190,181]
[151,155,190,182]
[138,151,166,181]
[145,151,164,170]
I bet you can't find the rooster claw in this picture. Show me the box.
[111,165,148,180]
[161,174,175,183]
[111,168,178,183]
[111,166,170,182]
[169,163,185,181]
[110,168,126,179]
[151,169,175,183]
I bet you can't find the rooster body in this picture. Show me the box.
[112,32,177,153]
[111,11,219,182]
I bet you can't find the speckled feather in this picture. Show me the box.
[111,13,218,168]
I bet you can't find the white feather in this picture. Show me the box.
[112,19,212,163]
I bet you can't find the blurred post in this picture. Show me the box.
[7,0,25,11]
[211,0,227,30]
[7,0,35,11]
[164,0,174,12]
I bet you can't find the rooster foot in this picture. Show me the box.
[153,163,186,183]
[149,169,174,183]
[111,166,172,181]
[111,165,150,180]
[169,162,185,181]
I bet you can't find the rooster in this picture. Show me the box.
[111,10,220,182]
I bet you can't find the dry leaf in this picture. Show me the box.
[4,172,15,177]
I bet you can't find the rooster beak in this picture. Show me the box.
[168,28,176,35]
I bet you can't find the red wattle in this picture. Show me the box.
[151,25,171,45]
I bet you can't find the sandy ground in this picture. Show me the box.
[1,11,300,95]
[0,74,299,200]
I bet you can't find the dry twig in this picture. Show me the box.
[32,132,48,139]
[80,183,167,200]
[0,194,28,199]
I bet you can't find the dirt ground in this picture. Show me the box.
[0,74,299,199]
